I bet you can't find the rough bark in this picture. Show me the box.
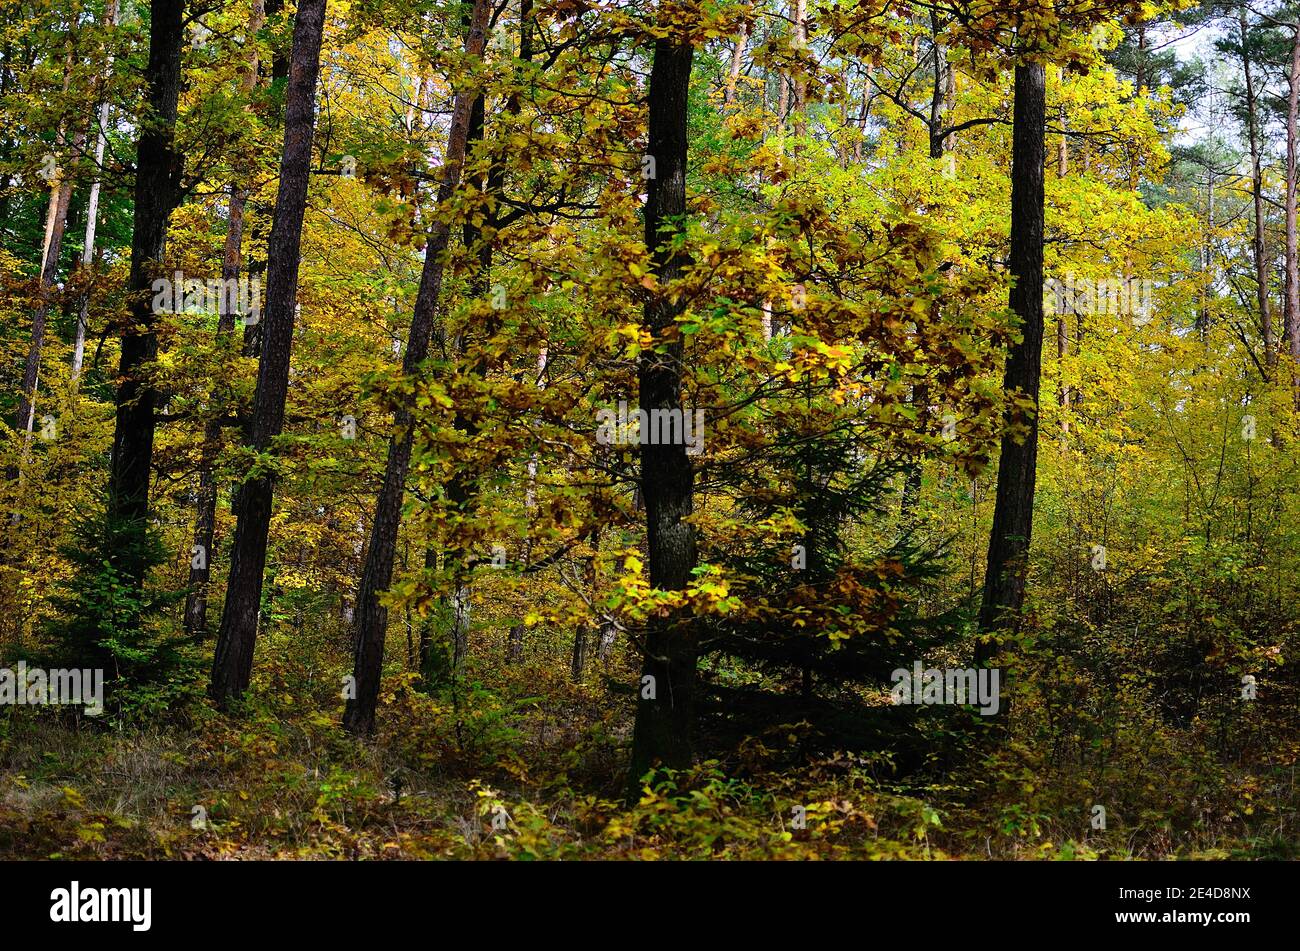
[628,37,698,793]
[105,0,186,599]
[976,62,1046,659]
[725,22,747,106]
[209,0,328,706]
[185,0,265,638]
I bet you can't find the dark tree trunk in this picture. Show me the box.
[209,0,328,707]
[976,62,1046,661]
[571,623,588,682]
[344,0,491,737]
[105,0,185,599]
[927,12,948,160]
[262,0,292,86]
[185,0,265,638]
[571,541,598,682]
[628,37,698,794]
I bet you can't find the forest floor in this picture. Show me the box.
[3,628,1298,860]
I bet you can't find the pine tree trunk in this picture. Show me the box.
[976,61,1046,660]
[106,0,186,598]
[628,37,698,793]
[344,0,492,737]
[209,0,328,706]
[184,0,265,639]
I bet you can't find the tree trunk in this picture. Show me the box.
[725,22,747,106]
[976,61,1046,659]
[927,13,947,160]
[571,534,599,682]
[596,619,617,663]
[209,0,328,707]
[344,0,492,737]
[571,622,589,682]
[628,37,698,794]
[105,0,186,600]
[185,0,265,639]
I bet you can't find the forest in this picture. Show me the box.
[1,0,1299,862]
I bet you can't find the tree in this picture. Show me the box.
[627,29,698,790]
[976,59,1047,657]
[210,0,329,707]
[105,0,186,603]
[184,0,267,639]
[343,0,492,737]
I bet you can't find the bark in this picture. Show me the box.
[185,0,265,638]
[344,0,492,736]
[976,62,1046,658]
[570,532,600,682]
[209,0,328,706]
[106,0,186,599]
[596,619,617,663]
[628,37,698,793]
[725,22,747,106]
[571,621,589,682]
[927,14,947,160]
